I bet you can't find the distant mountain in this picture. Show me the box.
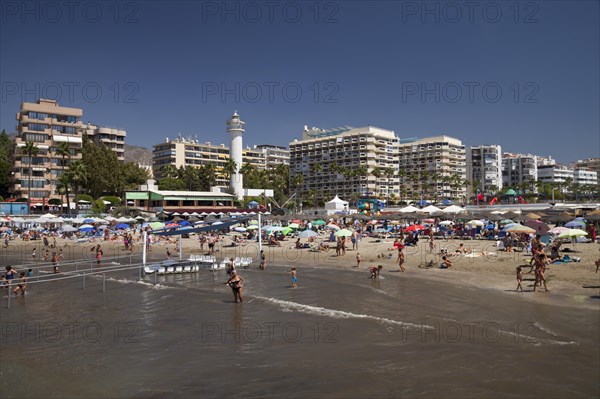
[124,144,153,165]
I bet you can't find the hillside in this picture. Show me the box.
[124,144,153,165]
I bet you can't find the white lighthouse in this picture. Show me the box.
[226,111,245,200]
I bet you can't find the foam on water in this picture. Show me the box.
[97,275,177,290]
[256,296,433,330]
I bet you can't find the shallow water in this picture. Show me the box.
[1,258,599,398]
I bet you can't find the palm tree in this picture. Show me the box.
[240,162,256,187]
[371,167,382,197]
[22,141,39,206]
[397,169,407,202]
[160,164,178,179]
[383,167,394,201]
[293,173,304,210]
[67,160,87,216]
[223,158,238,184]
[54,142,72,215]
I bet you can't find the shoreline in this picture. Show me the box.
[2,235,599,311]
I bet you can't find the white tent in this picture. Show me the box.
[442,205,465,214]
[325,196,349,212]
[41,213,57,219]
[399,205,420,213]
[420,205,442,214]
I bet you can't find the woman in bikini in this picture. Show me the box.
[226,271,244,303]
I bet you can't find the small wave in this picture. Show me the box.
[256,296,432,330]
[532,321,560,337]
[497,329,577,346]
[100,276,176,290]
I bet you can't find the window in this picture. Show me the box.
[28,123,48,132]
[23,133,47,142]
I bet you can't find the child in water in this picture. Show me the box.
[355,252,361,268]
[287,267,297,288]
[369,265,383,279]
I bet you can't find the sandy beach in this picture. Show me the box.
[4,231,599,309]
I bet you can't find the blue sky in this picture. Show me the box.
[1,0,598,163]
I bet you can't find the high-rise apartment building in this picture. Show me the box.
[574,158,600,178]
[10,99,127,203]
[573,169,597,186]
[397,136,467,201]
[466,145,503,196]
[289,126,399,203]
[152,137,288,185]
[537,164,574,184]
[501,153,539,188]
[254,144,290,168]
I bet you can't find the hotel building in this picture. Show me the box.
[501,153,539,188]
[466,144,503,196]
[397,136,467,201]
[288,126,399,203]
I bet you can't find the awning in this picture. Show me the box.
[52,135,83,144]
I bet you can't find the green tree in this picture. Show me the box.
[371,167,382,197]
[223,158,238,183]
[0,129,12,199]
[67,160,88,215]
[160,164,178,179]
[54,142,73,214]
[22,141,40,205]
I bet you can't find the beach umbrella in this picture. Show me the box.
[83,218,95,223]
[299,230,318,238]
[558,229,588,239]
[179,220,191,226]
[261,225,273,231]
[420,205,442,214]
[439,220,454,226]
[61,225,77,232]
[234,227,247,232]
[325,224,340,230]
[565,220,586,228]
[499,219,514,224]
[79,224,94,230]
[485,224,496,230]
[405,224,425,232]
[501,223,519,231]
[270,226,285,232]
[247,225,259,230]
[281,227,293,235]
[291,219,302,223]
[165,223,179,228]
[525,212,543,220]
[334,229,353,237]
[524,220,550,235]
[115,223,129,229]
[548,226,570,235]
[505,225,536,234]
[312,220,326,226]
[97,225,108,230]
[149,222,165,230]
[288,223,300,229]
[467,220,484,226]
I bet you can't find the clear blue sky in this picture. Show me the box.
[1,1,598,163]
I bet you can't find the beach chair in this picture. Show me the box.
[157,267,166,275]
[183,265,192,273]
[175,266,183,274]
[144,266,155,274]
[165,266,175,274]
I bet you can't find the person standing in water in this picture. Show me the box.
[369,265,383,279]
[225,271,244,303]
[288,267,297,288]
[355,252,361,268]
[260,250,266,270]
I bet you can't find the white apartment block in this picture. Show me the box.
[289,126,399,203]
[254,144,290,167]
[537,164,574,184]
[466,145,503,196]
[397,136,467,201]
[152,137,285,186]
[574,158,600,178]
[573,169,597,186]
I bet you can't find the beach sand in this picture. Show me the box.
[4,232,599,309]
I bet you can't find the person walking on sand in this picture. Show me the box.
[516,266,523,292]
[288,267,298,288]
[225,271,244,303]
[397,245,406,272]
[369,265,383,279]
[356,252,361,268]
